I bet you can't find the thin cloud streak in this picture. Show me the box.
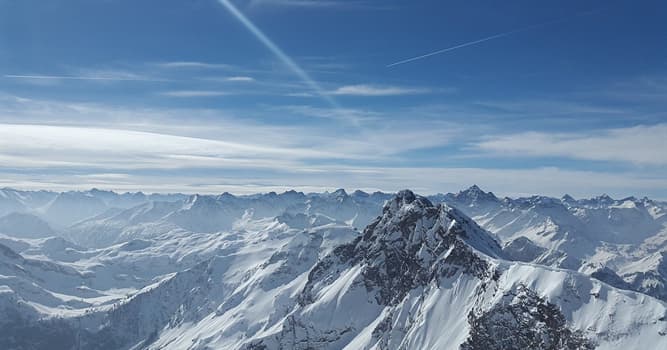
[331,84,431,96]
[387,32,515,68]
[217,0,339,108]
[249,0,345,8]
[0,123,342,171]
[387,9,602,67]
[2,166,665,200]
[155,61,235,69]
[4,74,162,82]
[226,76,256,82]
[160,90,231,97]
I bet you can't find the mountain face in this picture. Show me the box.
[300,190,503,308]
[247,191,665,350]
[462,285,594,350]
[1,187,667,349]
[439,185,667,302]
[0,212,54,238]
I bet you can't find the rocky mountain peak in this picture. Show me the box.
[370,190,502,258]
[302,190,502,306]
[453,185,499,205]
[382,189,433,215]
[352,189,369,198]
[331,188,348,198]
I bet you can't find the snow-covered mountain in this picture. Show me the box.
[0,212,54,238]
[1,187,667,349]
[0,188,188,229]
[437,185,667,302]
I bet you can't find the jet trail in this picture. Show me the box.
[387,31,517,67]
[387,10,601,68]
[217,0,338,108]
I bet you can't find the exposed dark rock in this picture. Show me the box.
[301,190,502,306]
[462,285,595,350]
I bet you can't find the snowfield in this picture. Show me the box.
[0,187,666,349]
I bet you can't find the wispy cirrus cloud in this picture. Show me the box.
[3,69,163,83]
[2,165,665,199]
[274,104,380,125]
[246,0,383,10]
[159,90,231,97]
[155,61,235,70]
[1,94,666,198]
[0,123,336,171]
[594,75,667,103]
[475,124,667,166]
[330,84,432,96]
[225,76,256,82]
[249,0,344,8]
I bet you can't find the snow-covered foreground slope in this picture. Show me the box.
[237,191,667,350]
[2,190,667,349]
[0,212,362,349]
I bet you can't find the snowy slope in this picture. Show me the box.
[437,186,667,301]
[0,212,55,238]
[2,187,667,349]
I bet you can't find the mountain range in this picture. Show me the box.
[1,186,666,349]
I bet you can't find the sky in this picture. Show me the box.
[0,0,666,198]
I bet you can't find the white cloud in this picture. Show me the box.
[0,96,454,158]
[247,0,368,8]
[1,166,665,200]
[225,76,255,82]
[277,105,380,124]
[0,123,351,171]
[474,99,627,116]
[1,95,665,199]
[330,84,431,96]
[159,90,231,97]
[3,70,162,83]
[156,61,234,69]
[476,124,667,166]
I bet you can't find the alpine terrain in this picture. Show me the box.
[1,187,666,349]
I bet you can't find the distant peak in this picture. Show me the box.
[90,188,115,194]
[561,194,576,201]
[332,188,348,197]
[352,189,369,197]
[594,194,615,203]
[455,185,498,203]
[186,194,201,203]
[217,192,236,202]
[186,193,214,203]
[460,184,490,195]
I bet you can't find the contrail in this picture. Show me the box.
[387,10,601,68]
[3,74,157,81]
[217,0,338,108]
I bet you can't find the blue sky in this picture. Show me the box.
[1,0,666,198]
